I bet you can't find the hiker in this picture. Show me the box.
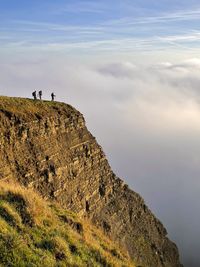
[51,92,56,101]
[38,90,42,100]
[32,91,37,100]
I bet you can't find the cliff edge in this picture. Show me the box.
[0,96,182,266]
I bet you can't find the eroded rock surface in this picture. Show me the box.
[0,97,182,267]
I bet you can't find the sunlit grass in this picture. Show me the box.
[0,96,77,119]
[0,181,135,266]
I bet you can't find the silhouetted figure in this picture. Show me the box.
[38,90,42,100]
[51,93,56,101]
[32,91,37,100]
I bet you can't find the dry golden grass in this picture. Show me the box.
[0,181,53,226]
[0,96,77,120]
[0,180,136,267]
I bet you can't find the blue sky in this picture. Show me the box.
[1,0,200,56]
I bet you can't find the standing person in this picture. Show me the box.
[32,91,37,100]
[38,90,42,100]
[51,92,56,101]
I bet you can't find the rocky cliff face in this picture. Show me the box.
[0,96,182,267]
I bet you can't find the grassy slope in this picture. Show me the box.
[0,181,135,267]
[0,96,77,119]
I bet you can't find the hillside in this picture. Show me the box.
[0,96,182,266]
[0,181,134,267]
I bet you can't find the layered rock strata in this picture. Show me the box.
[0,97,182,267]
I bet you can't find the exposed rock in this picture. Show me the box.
[0,96,182,266]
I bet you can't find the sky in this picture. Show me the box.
[1,0,200,59]
[1,1,200,266]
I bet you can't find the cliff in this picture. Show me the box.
[0,96,182,267]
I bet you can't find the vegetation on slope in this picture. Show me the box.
[0,96,77,119]
[0,181,135,267]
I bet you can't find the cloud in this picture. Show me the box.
[103,8,200,27]
[165,57,200,69]
[97,62,137,77]
[2,6,200,54]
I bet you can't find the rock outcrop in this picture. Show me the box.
[0,96,182,267]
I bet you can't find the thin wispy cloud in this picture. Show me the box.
[1,4,200,56]
[1,33,200,56]
[158,32,200,42]
[10,20,103,33]
[103,8,200,26]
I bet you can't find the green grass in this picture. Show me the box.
[0,96,79,120]
[0,181,135,267]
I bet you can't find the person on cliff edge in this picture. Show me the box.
[32,91,37,100]
[38,90,42,100]
[51,93,56,101]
